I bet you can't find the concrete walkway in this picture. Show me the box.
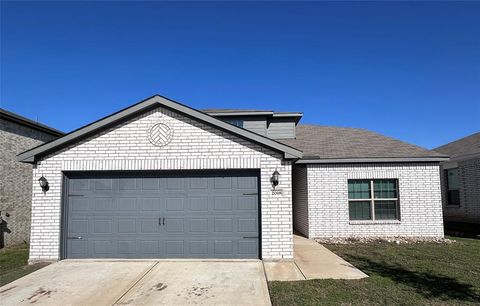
[264,235,368,281]
[0,260,271,306]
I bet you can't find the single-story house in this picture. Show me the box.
[17,95,448,263]
[0,108,63,248]
[434,132,480,225]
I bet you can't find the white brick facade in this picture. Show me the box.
[30,107,293,262]
[293,163,444,238]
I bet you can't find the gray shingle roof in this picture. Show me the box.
[434,132,480,159]
[278,124,447,161]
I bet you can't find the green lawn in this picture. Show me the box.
[0,244,48,287]
[269,237,480,306]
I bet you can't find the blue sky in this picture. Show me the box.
[1,1,479,149]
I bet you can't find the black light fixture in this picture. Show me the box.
[271,170,280,188]
[38,176,49,192]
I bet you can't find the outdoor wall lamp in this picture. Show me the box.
[38,176,49,192]
[270,170,280,188]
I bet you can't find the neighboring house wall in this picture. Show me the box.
[29,107,293,262]
[303,163,444,238]
[292,165,309,237]
[441,157,480,224]
[0,119,58,248]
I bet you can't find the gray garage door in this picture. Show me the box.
[64,171,259,259]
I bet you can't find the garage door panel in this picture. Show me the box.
[190,177,208,189]
[165,218,184,232]
[167,177,185,190]
[166,240,184,256]
[214,240,233,255]
[238,240,258,255]
[189,197,208,211]
[69,240,88,257]
[93,198,114,211]
[140,218,161,233]
[70,219,88,233]
[93,240,113,255]
[238,176,257,189]
[71,198,89,211]
[118,219,136,233]
[140,198,161,211]
[141,178,160,190]
[189,240,208,255]
[166,197,184,211]
[214,196,233,210]
[94,179,113,191]
[214,177,232,189]
[93,219,113,234]
[214,218,233,233]
[238,196,257,210]
[118,198,137,211]
[66,172,259,259]
[238,219,257,233]
[71,178,90,191]
[140,240,159,255]
[118,240,136,255]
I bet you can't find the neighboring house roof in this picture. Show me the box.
[434,132,480,160]
[0,108,64,137]
[17,95,303,163]
[278,124,448,163]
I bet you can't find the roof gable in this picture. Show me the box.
[17,95,302,163]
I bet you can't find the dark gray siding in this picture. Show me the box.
[216,116,267,136]
[292,165,309,237]
[0,118,59,248]
[243,118,267,136]
[267,118,296,139]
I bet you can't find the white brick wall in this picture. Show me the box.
[304,163,444,238]
[30,107,293,261]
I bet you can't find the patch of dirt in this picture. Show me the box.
[185,283,213,298]
[154,282,167,291]
[27,287,54,303]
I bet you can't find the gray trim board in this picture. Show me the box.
[296,157,450,164]
[17,95,303,162]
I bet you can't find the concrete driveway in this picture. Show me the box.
[0,260,271,306]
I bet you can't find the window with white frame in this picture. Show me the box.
[348,179,399,221]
